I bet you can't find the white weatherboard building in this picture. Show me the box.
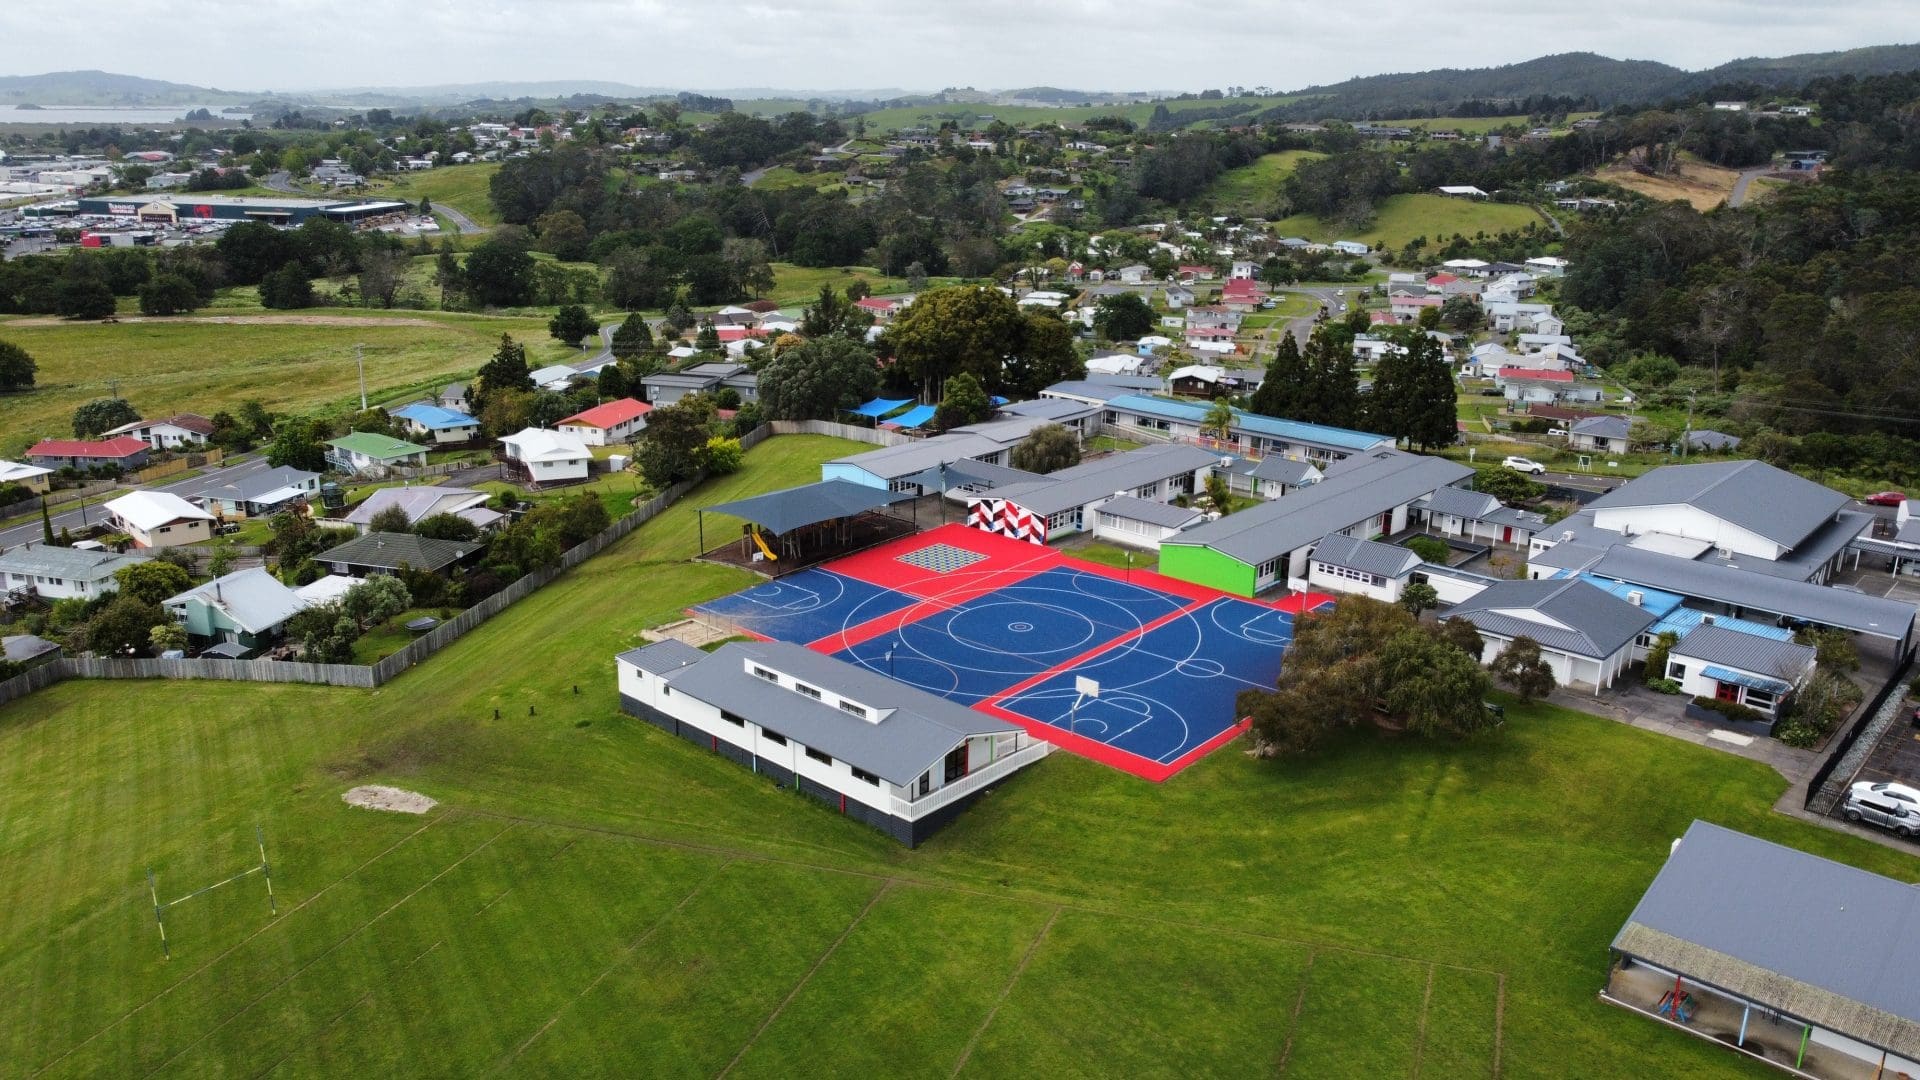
[0,544,145,602]
[103,490,215,548]
[616,639,1049,846]
[500,428,591,485]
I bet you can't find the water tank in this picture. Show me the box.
[319,482,345,510]
[607,454,630,473]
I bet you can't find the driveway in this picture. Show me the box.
[1727,166,1773,209]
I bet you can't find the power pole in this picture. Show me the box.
[1682,391,1695,460]
[356,344,367,411]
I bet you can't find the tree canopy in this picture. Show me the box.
[758,336,881,421]
[1009,423,1081,474]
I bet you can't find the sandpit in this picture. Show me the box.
[341,785,439,814]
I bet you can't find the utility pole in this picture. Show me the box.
[356,344,367,411]
[1682,391,1695,460]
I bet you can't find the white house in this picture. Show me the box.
[557,398,651,446]
[324,433,429,474]
[1305,533,1423,603]
[1444,577,1657,692]
[1664,625,1817,721]
[101,414,215,451]
[102,490,215,548]
[344,485,491,532]
[1569,415,1632,455]
[616,638,1049,846]
[1332,240,1370,256]
[1116,264,1151,284]
[0,544,145,602]
[500,427,591,485]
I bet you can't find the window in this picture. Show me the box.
[661,685,671,697]
[851,766,879,785]
[1256,557,1283,578]
[1666,663,1686,682]
[763,730,788,746]
[805,746,832,765]
[838,701,867,719]
[720,710,746,727]
[794,683,821,700]
[1744,688,1776,709]
[751,666,777,682]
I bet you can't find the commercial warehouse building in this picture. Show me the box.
[73,193,409,225]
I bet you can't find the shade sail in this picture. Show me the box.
[700,479,913,535]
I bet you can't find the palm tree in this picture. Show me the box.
[1202,396,1236,446]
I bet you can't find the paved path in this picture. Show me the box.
[1728,167,1772,208]
[0,454,274,549]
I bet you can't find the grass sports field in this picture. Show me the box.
[1202,150,1326,214]
[2,433,1915,1076]
[1270,193,1546,250]
[0,311,567,455]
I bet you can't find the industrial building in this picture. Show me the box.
[72,193,409,226]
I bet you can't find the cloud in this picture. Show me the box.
[0,0,1907,93]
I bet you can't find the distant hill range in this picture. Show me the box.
[2,44,1916,115]
[1270,45,1920,118]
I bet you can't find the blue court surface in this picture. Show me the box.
[693,569,919,646]
[830,567,1193,704]
[995,598,1295,766]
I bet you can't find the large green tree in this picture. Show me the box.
[885,285,1026,400]
[462,238,536,308]
[635,396,717,487]
[1009,423,1081,474]
[1249,332,1305,419]
[932,372,992,431]
[1002,312,1086,398]
[265,417,328,472]
[72,397,139,438]
[609,313,653,359]
[548,304,600,347]
[475,334,535,400]
[113,561,192,606]
[1365,329,1458,450]
[758,337,880,421]
[1093,292,1155,340]
[0,339,36,392]
[136,273,201,316]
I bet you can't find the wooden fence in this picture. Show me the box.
[0,481,118,523]
[135,448,224,485]
[766,420,906,447]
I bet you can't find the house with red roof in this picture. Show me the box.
[1426,272,1480,297]
[1220,277,1265,312]
[558,398,652,446]
[26,437,151,473]
[1176,264,1215,282]
[854,296,901,323]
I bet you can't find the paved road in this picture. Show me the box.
[1728,167,1772,208]
[1284,285,1358,345]
[0,455,275,550]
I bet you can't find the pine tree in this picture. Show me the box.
[1301,328,1362,429]
[1251,332,1305,419]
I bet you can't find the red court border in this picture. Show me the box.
[695,523,1328,781]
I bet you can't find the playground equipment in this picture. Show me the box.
[749,525,779,561]
[1658,988,1696,1024]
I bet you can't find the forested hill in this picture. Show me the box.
[1268,44,1920,119]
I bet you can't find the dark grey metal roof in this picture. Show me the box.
[194,465,319,504]
[898,458,1039,494]
[642,372,723,389]
[701,479,912,535]
[324,532,480,572]
[1418,484,1500,520]
[1166,451,1474,565]
[829,433,1008,481]
[1669,624,1816,681]
[998,398,1098,423]
[1310,533,1422,579]
[0,544,146,580]
[2,634,58,662]
[643,640,1019,786]
[1685,429,1741,451]
[1249,457,1319,485]
[986,444,1221,517]
[1613,820,1920,1059]
[1040,378,1160,404]
[1095,495,1204,529]
[617,639,706,676]
[1571,415,1631,440]
[1587,460,1850,553]
[1445,577,1656,658]
[1585,545,1915,640]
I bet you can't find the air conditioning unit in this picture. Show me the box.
[1626,590,1643,607]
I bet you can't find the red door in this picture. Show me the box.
[1715,681,1739,703]
[1502,526,1513,544]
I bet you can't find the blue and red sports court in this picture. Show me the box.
[693,524,1333,781]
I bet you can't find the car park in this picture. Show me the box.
[1502,456,1547,475]
[1842,783,1920,838]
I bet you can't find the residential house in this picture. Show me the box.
[322,532,482,578]
[1685,429,1742,452]
[1220,278,1263,311]
[1444,577,1657,691]
[1116,264,1151,284]
[1331,240,1370,256]
[1177,264,1216,282]
[1524,256,1568,276]
[616,638,1047,846]
[639,361,749,407]
[558,398,651,445]
[192,465,320,519]
[1230,260,1258,280]
[500,427,591,485]
[0,460,53,493]
[0,544,144,602]
[1352,336,1400,364]
[1425,273,1478,297]
[1390,294,1443,320]
[390,403,481,445]
[1436,185,1489,199]
[1569,415,1632,456]
[437,383,470,411]
[344,485,491,532]
[1085,352,1146,377]
[163,567,306,654]
[103,490,215,548]
[102,413,214,450]
[1163,284,1196,309]
[1305,533,1424,603]
[25,437,151,473]
[324,433,428,475]
[529,364,585,392]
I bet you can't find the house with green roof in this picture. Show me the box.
[325,432,428,475]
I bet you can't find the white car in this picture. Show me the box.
[1851,781,1920,812]
[1502,456,1547,475]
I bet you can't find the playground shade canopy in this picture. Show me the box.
[851,397,914,419]
[898,459,1041,493]
[700,479,915,536]
[886,404,938,429]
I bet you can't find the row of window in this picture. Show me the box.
[1316,563,1385,587]
[735,672,877,783]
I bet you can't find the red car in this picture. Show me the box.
[1865,491,1908,506]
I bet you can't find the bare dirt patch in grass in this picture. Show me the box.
[342,785,439,814]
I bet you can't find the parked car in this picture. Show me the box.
[1852,780,1920,810]
[1843,783,1920,838]
[1864,491,1907,506]
[1502,456,1547,475]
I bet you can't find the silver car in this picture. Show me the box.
[1843,781,1920,838]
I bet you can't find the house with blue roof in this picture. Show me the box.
[391,403,481,445]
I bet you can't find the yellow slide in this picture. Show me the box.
[750,527,779,561]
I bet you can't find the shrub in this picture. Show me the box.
[1689,695,1766,725]
[1404,536,1450,564]
[1644,678,1682,694]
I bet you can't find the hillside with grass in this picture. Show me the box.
[1269,193,1544,249]
[1200,150,1326,214]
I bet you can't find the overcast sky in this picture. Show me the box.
[1,0,1911,95]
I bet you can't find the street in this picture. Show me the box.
[0,454,275,549]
